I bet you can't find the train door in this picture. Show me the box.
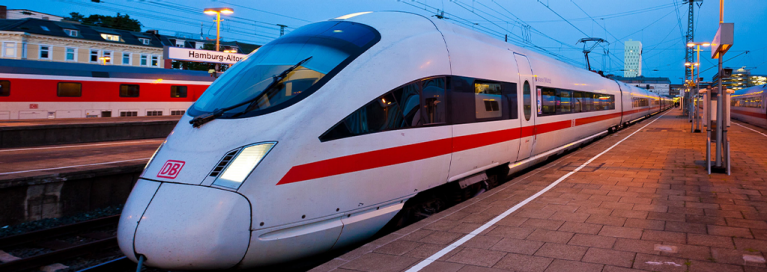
[514,53,536,162]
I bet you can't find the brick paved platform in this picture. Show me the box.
[313,110,767,272]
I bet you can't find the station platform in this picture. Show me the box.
[314,110,767,272]
[0,116,179,148]
[0,139,161,226]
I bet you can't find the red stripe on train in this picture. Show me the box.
[276,112,625,185]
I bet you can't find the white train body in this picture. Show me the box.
[730,85,767,128]
[117,12,669,269]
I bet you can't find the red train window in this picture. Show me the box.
[120,84,140,97]
[171,85,187,98]
[0,80,9,96]
[57,82,82,97]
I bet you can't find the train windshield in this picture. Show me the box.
[190,21,380,118]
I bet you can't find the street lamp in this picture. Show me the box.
[98,56,110,65]
[203,7,234,52]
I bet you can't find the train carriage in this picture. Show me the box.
[731,85,767,128]
[0,59,213,120]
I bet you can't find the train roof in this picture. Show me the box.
[0,58,214,81]
[732,85,766,96]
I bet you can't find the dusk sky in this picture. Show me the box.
[9,0,767,84]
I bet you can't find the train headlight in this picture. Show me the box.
[213,142,276,189]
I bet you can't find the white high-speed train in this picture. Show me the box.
[117,11,671,269]
[730,85,767,128]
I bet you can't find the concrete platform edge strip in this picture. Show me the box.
[0,158,149,176]
[405,110,672,272]
[734,122,767,138]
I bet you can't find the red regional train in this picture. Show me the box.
[0,59,213,120]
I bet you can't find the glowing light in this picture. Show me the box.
[335,12,372,20]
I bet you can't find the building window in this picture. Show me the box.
[139,38,151,45]
[140,54,148,66]
[102,50,113,64]
[90,49,100,62]
[170,86,187,98]
[2,42,16,58]
[65,47,77,61]
[122,52,131,65]
[64,29,78,37]
[100,33,121,42]
[57,82,82,97]
[120,84,140,97]
[40,25,50,31]
[39,45,51,59]
[151,55,159,67]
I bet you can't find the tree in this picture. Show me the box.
[64,12,142,32]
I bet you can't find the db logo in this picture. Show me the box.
[157,160,185,179]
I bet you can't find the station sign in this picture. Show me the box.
[711,23,733,59]
[163,46,247,64]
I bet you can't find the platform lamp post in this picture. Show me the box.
[98,56,110,65]
[709,0,733,174]
[204,7,233,75]
[684,62,695,121]
[688,42,710,133]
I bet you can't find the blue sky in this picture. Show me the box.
[6,0,767,84]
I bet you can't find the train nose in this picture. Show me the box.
[117,179,251,270]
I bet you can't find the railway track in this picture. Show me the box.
[0,215,121,272]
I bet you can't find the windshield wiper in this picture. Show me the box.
[190,56,313,128]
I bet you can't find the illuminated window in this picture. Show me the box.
[139,38,151,45]
[101,33,121,42]
[151,55,159,67]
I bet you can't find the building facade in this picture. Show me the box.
[0,18,167,68]
[624,39,642,78]
[0,18,260,69]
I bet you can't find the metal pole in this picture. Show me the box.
[695,46,702,132]
[716,56,723,167]
[215,12,221,51]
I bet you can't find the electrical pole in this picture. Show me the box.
[277,24,287,36]
[684,0,703,80]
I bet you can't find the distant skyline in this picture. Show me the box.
[6,0,767,84]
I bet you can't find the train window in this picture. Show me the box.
[523,81,531,121]
[0,80,9,96]
[503,83,518,120]
[147,110,163,116]
[57,82,82,97]
[320,83,421,141]
[474,81,502,119]
[582,92,593,112]
[171,86,187,98]
[538,87,556,116]
[592,93,603,110]
[573,91,583,112]
[120,111,138,117]
[557,89,572,114]
[171,110,186,116]
[422,77,446,125]
[120,84,140,97]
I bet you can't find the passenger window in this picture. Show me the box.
[573,91,583,112]
[582,93,593,111]
[523,81,531,121]
[503,82,518,120]
[171,86,187,98]
[557,89,571,114]
[592,93,602,110]
[320,83,421,141]
[474,81,502,119]
[120,84,140,97]
[57,82,82,97]
[0,80,9,96]
[422,77,446,125]
[538,87,556,116]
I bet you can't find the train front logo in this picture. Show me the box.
[157,160,185,179]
